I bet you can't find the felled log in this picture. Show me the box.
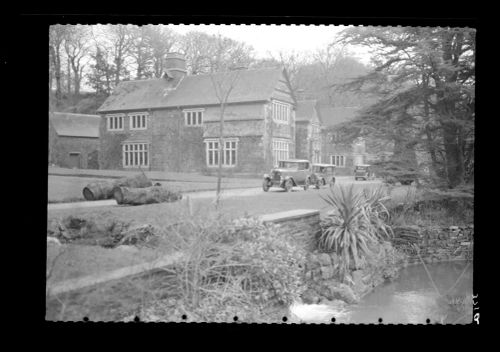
[113,185,182,206]
[82,174,153,201]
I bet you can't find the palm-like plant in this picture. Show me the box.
[319,185,393,281]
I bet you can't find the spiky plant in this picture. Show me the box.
[319,185,393,281]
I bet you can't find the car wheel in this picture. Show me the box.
[285,179,293,192]
[262,180,270,192]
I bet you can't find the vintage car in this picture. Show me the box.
[310,164,336,189]
[263,159,312,192]
[354,164,373,181]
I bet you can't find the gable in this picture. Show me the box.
[271,71,295,105]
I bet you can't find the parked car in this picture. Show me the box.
[310,164,336,189]
[354,164,373,181]
[263,159,312,192]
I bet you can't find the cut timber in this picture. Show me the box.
[82,174,153,201]
[113,185,182,205]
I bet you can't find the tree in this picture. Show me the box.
[106,25,134,85]
[209,68,242,207]
[87,45,115,96]
[146,25,178,78]
[129,26,154,79]
[180,31,254,74]
[63,25,90,95]
[336,27,475,188]
[49,25,68,101]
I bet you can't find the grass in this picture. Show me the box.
[48,175,261,203]
[46,205,307,322]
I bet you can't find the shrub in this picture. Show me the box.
[165,216,307,321]
[318,185,393,281]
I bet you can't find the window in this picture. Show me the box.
[272,101,290,123]
[272,139,290,166]
[312,124,321,136]
[330,155,346,167]
[107,114,124,131]
[129,112,148,130]
[184,109,204,126]
[205,138,238,167]
[123,142,149,168]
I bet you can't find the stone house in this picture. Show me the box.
[295,100,322,163]
[48,112,100,169]
[97,53,297,175]
[317,106,367,176]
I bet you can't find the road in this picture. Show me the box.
[47,176,385,211]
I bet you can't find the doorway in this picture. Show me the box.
[68,152,81,169]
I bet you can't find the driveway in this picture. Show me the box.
[47,176,383,211]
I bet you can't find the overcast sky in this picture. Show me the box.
[169,24,372,64]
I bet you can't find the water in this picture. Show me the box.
[293,261,473,324]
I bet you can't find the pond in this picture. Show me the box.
[292,261,473,324]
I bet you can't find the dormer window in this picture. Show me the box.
[184,109,204,126]
[107,114,125,131]
[129,112,148,130]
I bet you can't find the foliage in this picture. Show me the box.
[336,27,475,188]
[318,185,393,280]
[165,215,307,320]
[370,159,422,185]
[387,184,473,227]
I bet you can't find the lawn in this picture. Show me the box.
[47,182,417,282]
[48,175,261,203]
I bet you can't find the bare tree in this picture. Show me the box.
[209,68,242,207]
[130,26,154,79]
[64,25,90,95]
[180,31,254,75]
[147,25,178,78]
[49,25,68,101]
[106,25,134,85]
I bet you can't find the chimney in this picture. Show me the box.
[163,52,187,82]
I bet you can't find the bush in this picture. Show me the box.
[318,185,393,281]
[165,216,307,321]
[387,185,474,226]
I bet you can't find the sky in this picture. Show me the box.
[168,24,372,64]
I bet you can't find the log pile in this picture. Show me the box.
[113,185,182,206]
[82,174,153,201]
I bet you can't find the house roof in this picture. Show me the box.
[316,106,360,127]
[98,68,288,113]
[50,112,100,138]
[295,100,321,123]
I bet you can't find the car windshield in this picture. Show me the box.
[279,161,308,170]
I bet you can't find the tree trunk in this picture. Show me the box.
[216,103,225,207]
[113,186,182,205]
[82,174,153,201]
[67,58,71,95]
[442,122,465,188]
[50,44,62,102]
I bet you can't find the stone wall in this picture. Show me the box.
[391,225,474,264]
[260,209,320,251]
[258,209,474,306]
